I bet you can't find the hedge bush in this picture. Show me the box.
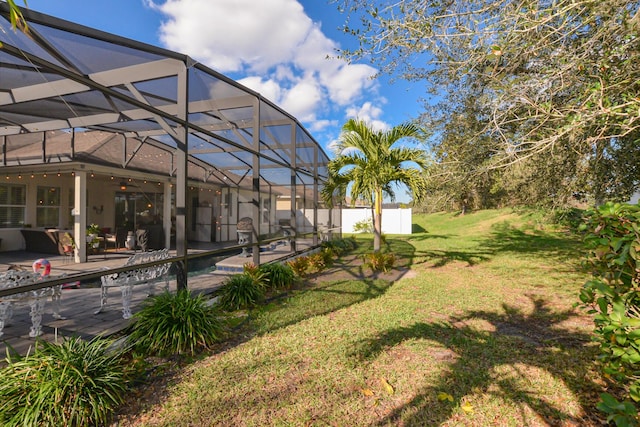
[579,202,640,426]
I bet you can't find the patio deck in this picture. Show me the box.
[0,241,308,360]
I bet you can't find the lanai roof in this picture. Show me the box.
[0,5,329,191]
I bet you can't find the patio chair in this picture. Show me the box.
[105,227,128,251]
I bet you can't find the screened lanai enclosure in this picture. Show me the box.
[0,5,338,288]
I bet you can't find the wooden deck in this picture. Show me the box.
[0,240,311,359]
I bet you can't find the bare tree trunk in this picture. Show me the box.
[374,188,382,252]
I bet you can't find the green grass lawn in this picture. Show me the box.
[125,209,604,426]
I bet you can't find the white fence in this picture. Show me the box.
[341,208,412,235]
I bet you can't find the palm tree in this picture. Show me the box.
[322,118,429,252]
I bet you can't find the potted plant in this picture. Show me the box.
[87,224,101,248]
[61,232,75,254]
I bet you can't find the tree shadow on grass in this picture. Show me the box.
[410,248,493,268]
[349,295,602,426]
[404,232,455,242]
[481,221,583,262]
[403,220,582,269]
[380,237,489,269]
[412,223,427,233]
[253,278,394,334]
[248,241,418,335]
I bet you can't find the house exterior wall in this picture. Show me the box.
[0,175,113,252]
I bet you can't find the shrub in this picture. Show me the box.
[287,256,310,278]
[259,262,295,290]
[353,218,374,233]
[364,251,396,273]
[307,251,328,272]
[321,240,344,256]
[243,262,269,287]
[322,238,357,256]
[0,336,130,427]
[579,202,640,425]
[552,207,585,230]
[129,290,225,357]
[343,236,358,251]
[218,273,266,311]
[321,247,335,265]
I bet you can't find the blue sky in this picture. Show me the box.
[24,0,424,199]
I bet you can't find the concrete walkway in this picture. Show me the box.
[0,243,303,359]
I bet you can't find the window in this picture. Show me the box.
[224,192,233,217]
[36,186,61,228]
[261,197,271,225]
[0,184,26,228]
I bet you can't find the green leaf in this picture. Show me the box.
[594,281,616,298]
[597,297,609,314]
[616,333,627,345]
[629,384,640,402]
[623,350,640,364]
[612,299,626,315]
[612,347,625,357]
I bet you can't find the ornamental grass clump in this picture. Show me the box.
[129,290,226,357]
[0,336,130,427]
[259,262,295,290]
[218,273,266,311]
[364,251,396,273]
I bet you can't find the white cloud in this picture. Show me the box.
[237,76,282,105]
[281,76,323,122]
[308,119,337,133]
[345,101,390,131]
[148,0,310,73]
[147,0,380,132]
[318,63,378,106]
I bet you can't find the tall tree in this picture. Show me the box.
[420,92,503,213]
[336,0,640,205]
[322,119,429,251]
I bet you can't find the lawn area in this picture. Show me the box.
[121,209,604,426]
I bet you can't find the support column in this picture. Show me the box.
[313,144,319,246]
[163,181,172,249]
[73,171,87,263]
[252,98,261,266]
[290,124,297,252]
[175,64,189,290]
